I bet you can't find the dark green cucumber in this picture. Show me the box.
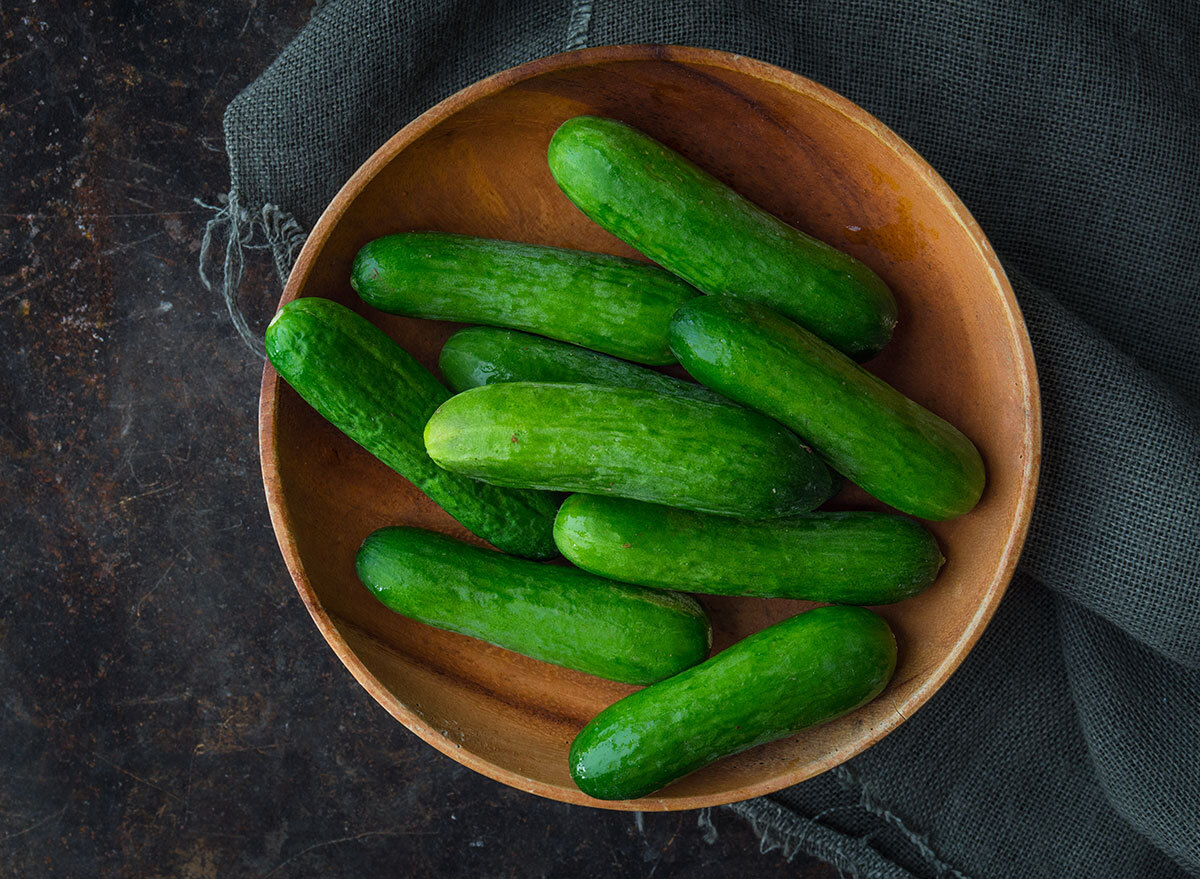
[265,298,559,558]
[438,326,728,405]
[669,297,985,520]
[423,382,832,518]
[547,116,897,360]
[355,527,711,685]
[569,605,897,800]
[554,495,944,604]
[351,232,698,365]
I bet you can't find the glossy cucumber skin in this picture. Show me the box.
[439,326,728,405]
[669,297,985,520]
[423,382,832,518]
[554,495,944,604]
[351,232,698,365]
[355,527,711,685]
[547,116,897,360]
[264,298,559,559]
[569,606,897,800]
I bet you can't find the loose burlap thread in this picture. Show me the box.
[200,2,1200,876]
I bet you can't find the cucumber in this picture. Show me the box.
[438,326,728,405]
[355,527,711,685]
[669,297,985,520]
[423,382,832,518]
[569,605,897,800]
[351,232,697,365]
[554,495,944,604]
[265,298,559,559]
[547,116,897,360]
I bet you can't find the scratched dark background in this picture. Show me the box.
[0,2,830,875]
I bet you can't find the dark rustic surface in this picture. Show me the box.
[0,2,831,875]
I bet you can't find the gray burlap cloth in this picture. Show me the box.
[199,2,1200,875]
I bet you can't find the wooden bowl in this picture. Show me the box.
[259,45,1040,810]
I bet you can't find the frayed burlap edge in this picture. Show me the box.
[197,191,306,358]
[691,766,970,878]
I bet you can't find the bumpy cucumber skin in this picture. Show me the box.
[669,297,985,521]
[547,116,897,360]
[423,382,832,519]
[569,605,897,800]
[350,232,698,365]
[355,527,711,685]
[265,298,560,559]
[439,326,729,405]
[554,495,944,604]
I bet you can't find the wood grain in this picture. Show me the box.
[259,45,1041,811]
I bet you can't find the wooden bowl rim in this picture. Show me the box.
[258,44,1042,811]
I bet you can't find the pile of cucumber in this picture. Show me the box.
[266,115,985,801]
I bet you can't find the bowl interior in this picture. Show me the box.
[260,46,1039,810]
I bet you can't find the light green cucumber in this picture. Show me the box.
[351,232,698,364]
[264,298,559,558]
[423,382,832,518]
[355,527,711,685]
[669,297,985,520]
[438,326,727,405]
[569,605,897,800]
[547,116,897,360]
[554,495,944,604]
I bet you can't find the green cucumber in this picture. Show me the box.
[355,527,711,685]
[554,495,943,604]
[351,232,697,365]
[438,326,728,405]
[547,116,897,360]
[423,382,832,518]
[569,605,897,800]
[669,297,985,520]
[265,298,559,558]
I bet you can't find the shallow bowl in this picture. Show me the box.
[260,45,1040,810]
